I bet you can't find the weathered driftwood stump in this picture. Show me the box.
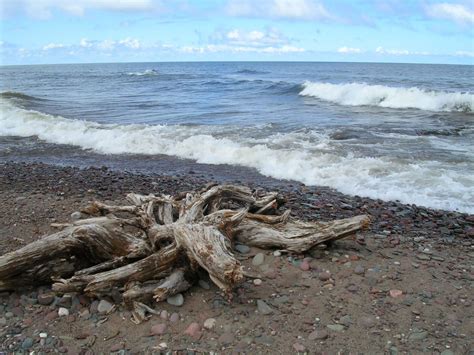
[0,184,370,322]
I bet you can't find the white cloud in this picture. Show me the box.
[42,42,65,50]
[226,0,332,20]
[375,47,431,56]
[97,40,116,51]
[79,38,93,48]
[337,46,361,54]
[180,44,304,54]
[427,3,474,25]
[9,0,154,19]
[455,50,474,57]
[213,28,288,47]
[118,37,141,49]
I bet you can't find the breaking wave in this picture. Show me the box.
[1,98,473,213]
[299,82,474,113]
[126,69,159,76]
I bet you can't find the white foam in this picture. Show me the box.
[300,81,474,112]
[126,69,159,76]
[1,100,473,213]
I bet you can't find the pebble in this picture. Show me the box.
[327,324,344,332]
[0,317,6,326]
[359,316,376,328]
[354,265,365,275]
[440,350,454,355]
[339,315,352,327]
[184,322,202,340]
[256,300,273,315]
[300,260,311,271]
[97,299,114,314]
[308,330,328,340]
[416,254,431,261]
[408,330,428,341]
[58,307,69,317]
[218,332,234,345]
[21,337,34,349]
[253,279,262,286]
[389,289,403,298]
[252,253,265,266]
[203,318,216,330]
[235,244,250,254]
[167,293,184,306]
[293,343,306,352]
[39,332,48,338]
[198,280,210,290]
[157,342,168,350]
[318,271,331,281]
[169,313,179,322]
[151,323,167,336]
[160,310,168,320]
[273,250,282,257]
[70,211,82,220]
[37,292,55,305]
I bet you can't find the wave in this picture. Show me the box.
[234,69,269,75]
[0,91,46,102]
[126,69,159,76]
[1,99,473,213]
[299,82,474,113]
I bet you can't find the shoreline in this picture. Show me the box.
[1,160,473,353]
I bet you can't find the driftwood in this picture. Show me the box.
[0,184,370,321]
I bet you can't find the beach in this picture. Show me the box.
[1,160,473,353]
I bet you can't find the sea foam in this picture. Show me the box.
[300,81,474,112]
[1,99,472,213]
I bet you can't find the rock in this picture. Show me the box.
[300,260,311,271]
[389,290,403,298]
[4,312,13,319]
[253,279,262,286]
[0,317,6,326]
[151,323,167,336]
[70,211,83,220]
[218,332,234,345]
[354,265,365,275]
[198,280,210,290]
[203,318,216,330]
[416,254,431,261]
[440,350,454,355]
[273,250,282,257]
[184,322,202,340]
[359,316,376,328]
[38,293,55,306]
[167,293,184,306]
[169,313,179,323]
[160,310,168,320]
[327,324,344,332]
[235,244,250,254]
[110,343,124,352]
[58,307,69,317]
[256,300,273,315]
[339,315,352,327]
[308,330,328,340]
[157,342,168,350]
[319,271,331,281]
[408,330,428,341]
[252,253,265,266]
[293,343,306,352]
[39,332,48,338]
[21,337,34,349]
[58,294,73,308]
[97,299,114,314]
[45,310,58,322]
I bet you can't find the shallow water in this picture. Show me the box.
[1,62,473,212]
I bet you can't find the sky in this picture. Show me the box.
[1,0,473,65]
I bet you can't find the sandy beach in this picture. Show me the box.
[1,161,473,353]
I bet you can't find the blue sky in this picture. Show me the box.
[1,0,473,65]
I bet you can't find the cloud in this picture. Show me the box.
[455,50,474,57]
[337,46,361,54]
[426,3,474,25]
[226,0,332,20]
[4,0,155,19]
[42,42,65,50]
[375,47,431,56]
[180,44,304,54]
[210,28,288,47]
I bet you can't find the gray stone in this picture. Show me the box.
[235,244,250,254]
[440,350,454,355]
[416,254,431,261]
[327,324,344,332]
[167,293,184,306]
[273,296,290,305]
[198,280,210,290]
[70,211,83,220]
[359,316,376,328]
[0,317,6,326]
[256,300,273,315]
[58,307,69,317]
[308,330,328,340]
[218,332,234,345]
[38,293,55,306]
[252,253,265,266]
[21,337,34,349]
[339,315,352,327]
[354,265,365,275]
[4,312,14,319]
[97,299,114,314]
[409,330,428,341]
[254,335,274,345]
